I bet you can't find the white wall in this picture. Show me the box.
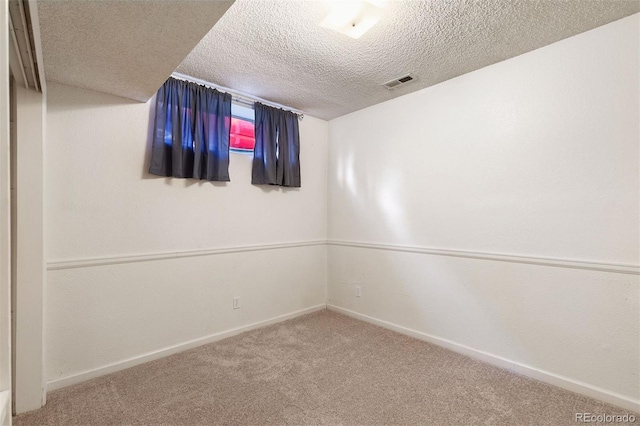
[13,84,46,414]
[44,82,328,387]
[327,14,639,410]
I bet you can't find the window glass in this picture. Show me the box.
[230,103,255,152]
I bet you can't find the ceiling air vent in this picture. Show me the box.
[383,74,414,90]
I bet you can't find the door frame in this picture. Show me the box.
[1,0,14,424]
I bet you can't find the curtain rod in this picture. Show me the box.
[170,72,305,120]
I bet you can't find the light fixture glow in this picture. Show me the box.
[320,0,386,39]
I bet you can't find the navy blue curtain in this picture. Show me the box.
[149,78,232,181]
[252,103,301,187]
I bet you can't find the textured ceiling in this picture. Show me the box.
[177,0,639,120]
[37,0,234,101]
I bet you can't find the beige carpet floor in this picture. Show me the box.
[15,309,636,426]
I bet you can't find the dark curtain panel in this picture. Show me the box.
[251,103,278,185]
[251,103,301,187]
[149,78,232,181]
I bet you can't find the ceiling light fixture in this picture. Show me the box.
[320,0,386,39]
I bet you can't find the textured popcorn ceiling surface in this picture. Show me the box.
[178,0,639,120]
[37,0,234,101]
[37,1,638,118]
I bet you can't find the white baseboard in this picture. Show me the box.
[47,304,327,392]
[327,304,640,414]
[0,390,10,426]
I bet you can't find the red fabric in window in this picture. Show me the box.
[230,118,255,150]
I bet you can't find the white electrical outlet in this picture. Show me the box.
[233,296,240,309]
[355,286,361,297]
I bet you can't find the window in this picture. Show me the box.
[230,103,255,152]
